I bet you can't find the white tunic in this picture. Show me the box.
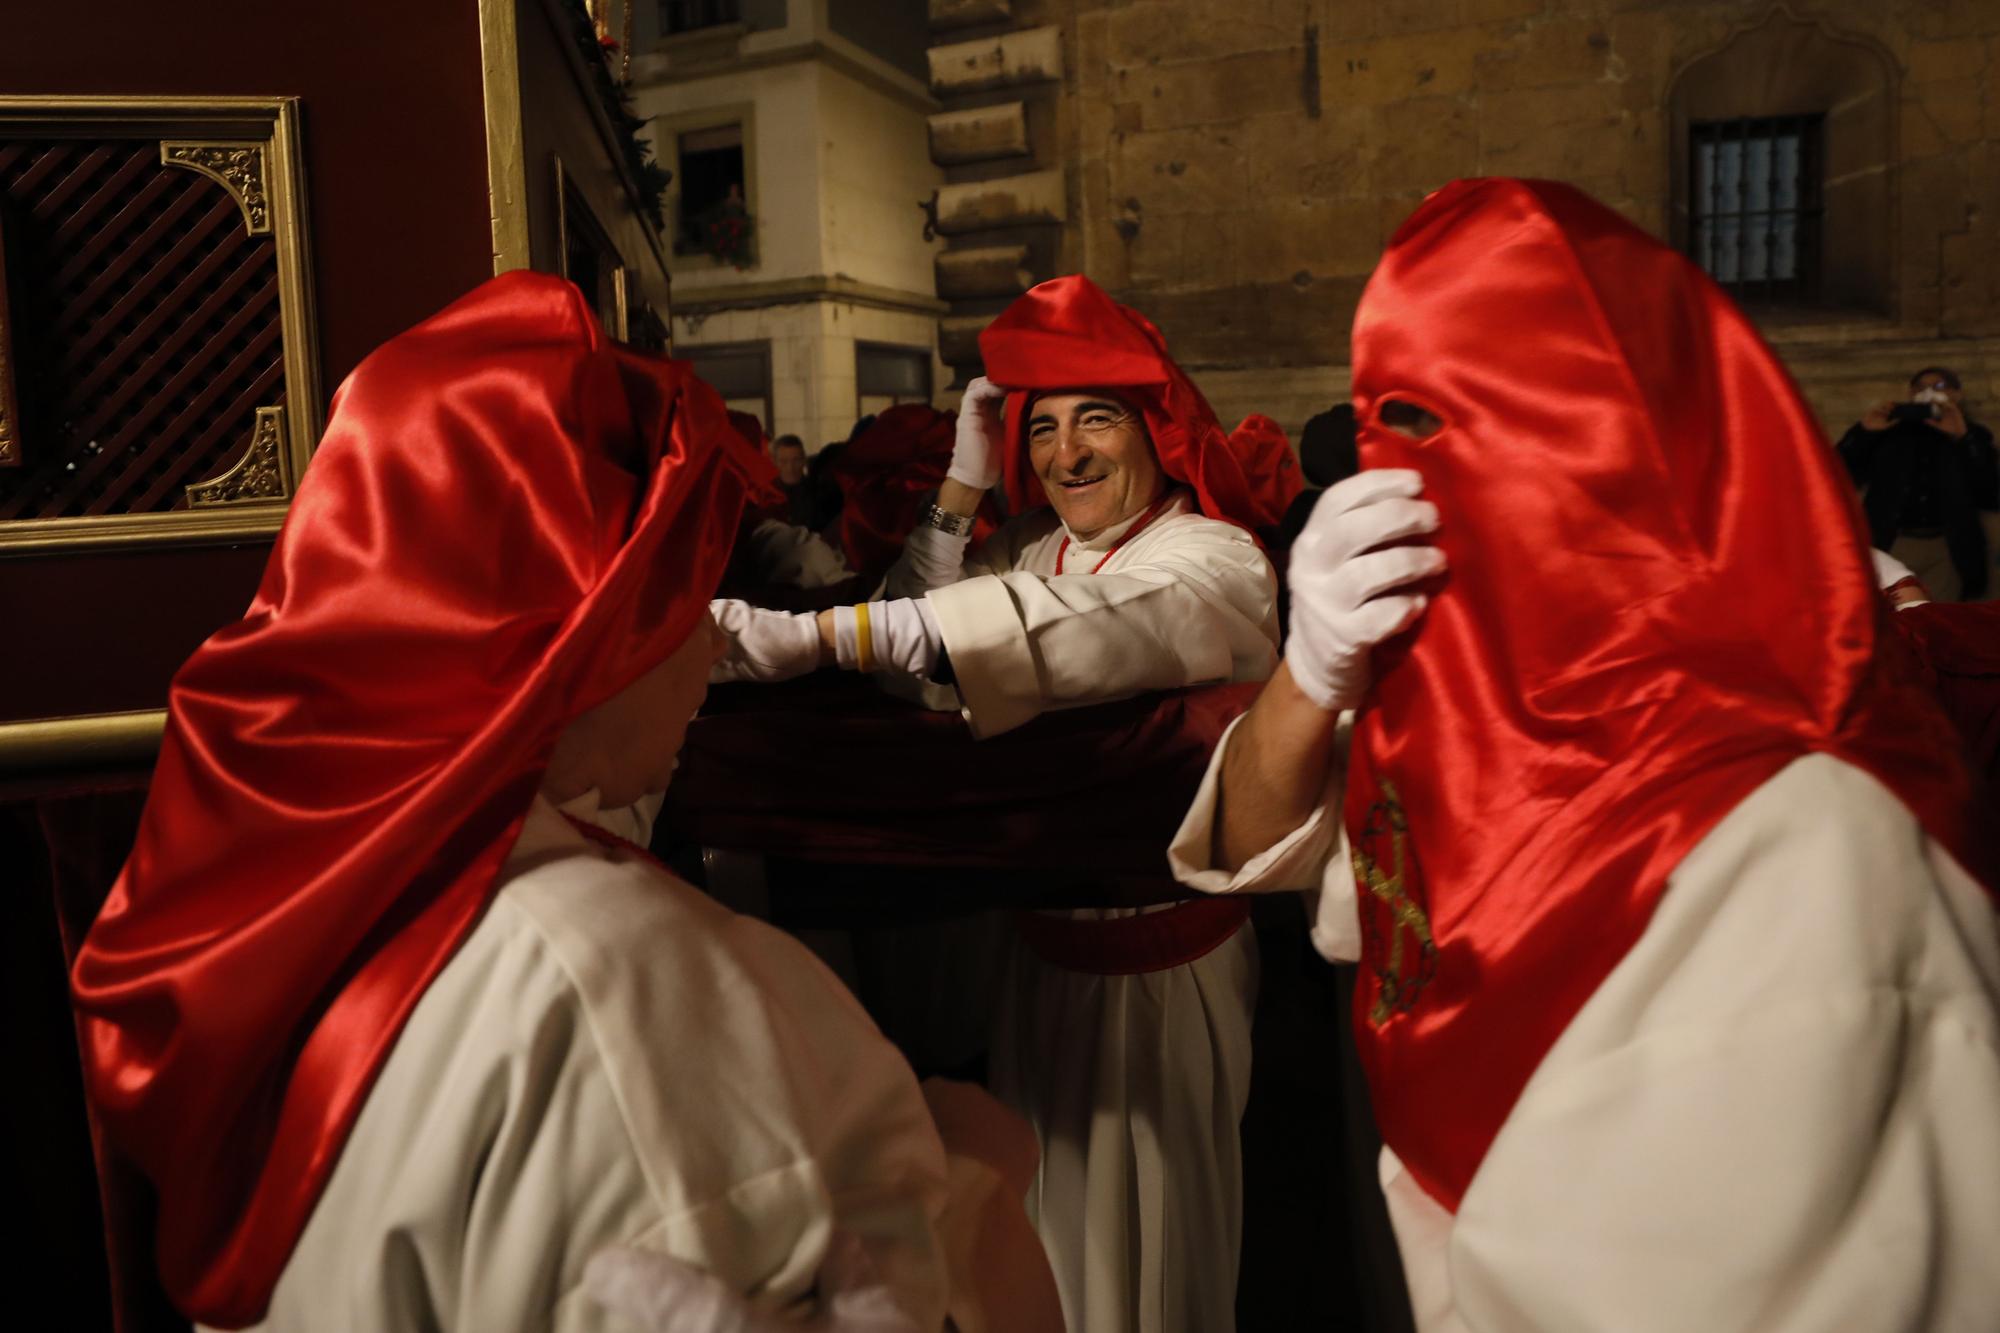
[1171,722,2000,1332]
[883,490,1280,1333]
[231,793,951,1333]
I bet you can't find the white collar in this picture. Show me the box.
[1060,486,1189,553]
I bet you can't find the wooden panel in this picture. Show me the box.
[927,26,1063,95]
[0,0,492,735]
[929,102,1029,165]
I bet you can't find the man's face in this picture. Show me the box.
[1027,391,1164,540]
[549,610,729,808]
[1910,372,1963,407]
[772,443,806,486]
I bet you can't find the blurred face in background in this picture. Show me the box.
[772,439,807,487]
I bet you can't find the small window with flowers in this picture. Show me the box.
[674,122,753,268]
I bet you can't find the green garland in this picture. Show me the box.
[557,0,671,230]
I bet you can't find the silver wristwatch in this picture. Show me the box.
[920,502,976,538]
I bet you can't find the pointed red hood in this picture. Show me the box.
[1343,178,1993,1212]
[72,271,775,1325]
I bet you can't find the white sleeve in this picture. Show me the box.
[924,520,1278,739]
[1446,754,2000,1333]
[1167,710,1362,961]
[880,521,972,601]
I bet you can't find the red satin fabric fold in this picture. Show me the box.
[826,403,1001,583]
[977,275,1265,532]
[1226,413,1305,529]
[1343,179,1994,1213]
[70,272,775,1326]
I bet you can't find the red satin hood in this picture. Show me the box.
[978,275,1262,530]
[1226,413,1305,529]
[70,271,774,1325]
[828,402,999,581]
[1344,178,1992,1211]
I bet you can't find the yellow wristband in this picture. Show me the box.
[854,601,875,673]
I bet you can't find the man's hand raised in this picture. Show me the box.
[947,376,1008,493]
[1284,469,1445,713]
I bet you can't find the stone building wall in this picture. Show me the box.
[1012,0,2000,439]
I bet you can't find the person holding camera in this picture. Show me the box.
[1836,367,1999,601]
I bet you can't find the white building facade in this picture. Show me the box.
[631,0,948,450]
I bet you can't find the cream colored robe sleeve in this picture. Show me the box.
[239,798,949,1333]
[1172,736,2000,1332]
[1167,710,1360,961]
[924,509,1279,739]
[1441,754,2000,1333]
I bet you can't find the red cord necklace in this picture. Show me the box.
[1054,489,1179,575]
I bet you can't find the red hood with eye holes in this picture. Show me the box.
[1341,177,1995,1213]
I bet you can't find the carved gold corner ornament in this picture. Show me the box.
[0,96,322,554]
[187,406,290,507]
[161,141,271,234]
[0,211,18,468]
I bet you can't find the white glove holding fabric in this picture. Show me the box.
[583,1230,920,1333]
[1285,469,1445,713]
[947,376,1008,491]
[832,598,943,678]
[708,599,822,684]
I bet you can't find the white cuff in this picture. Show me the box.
[1166,713,1345,896]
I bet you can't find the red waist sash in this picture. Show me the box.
[1013,897,1252,975]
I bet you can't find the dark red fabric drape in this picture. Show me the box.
[669,676,1257,882]
[1889,599,2000,799]
[70,272,774,1326]
[1226,413,1306,530]
[1342,178,1994,1213]
[826,403,1001,584]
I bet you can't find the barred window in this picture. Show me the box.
[662,0,740,34]
[1689,115,1823,300]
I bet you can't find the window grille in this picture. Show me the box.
[1689,115,1823,300]
[662,0,741,34]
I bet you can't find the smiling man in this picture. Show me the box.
[708,275,1282,1333]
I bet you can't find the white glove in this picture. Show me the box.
[709,599,822,684]
[1285,469,1444,712]
[832,598,942,677]
[947,376,1007,491]
[583,1230,920,1333]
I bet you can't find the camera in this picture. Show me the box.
[1889,401,1940,425]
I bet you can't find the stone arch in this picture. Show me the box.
[1667,4,1898,315]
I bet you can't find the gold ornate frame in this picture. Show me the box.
[0,96,322,554]
[555,155,631,341]
[0,208,19,468]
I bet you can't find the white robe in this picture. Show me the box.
[1171,721,2000,1332]
[229,792,951,1333]
[884,490,1280,1333]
